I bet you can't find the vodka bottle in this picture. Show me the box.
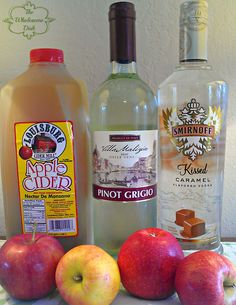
[90,2,158,256]
[158,0,228,253]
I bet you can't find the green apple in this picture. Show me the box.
[55,245,120,305]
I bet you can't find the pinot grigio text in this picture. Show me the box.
[93,185,157,202]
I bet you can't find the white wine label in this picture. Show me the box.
[92,130,158,202]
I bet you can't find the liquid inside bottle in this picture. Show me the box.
[158,1,228,254]
[0,48,91,251]
[90,2,158,256]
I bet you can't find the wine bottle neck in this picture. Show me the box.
[111,61,137,75]
[109,2,136,64]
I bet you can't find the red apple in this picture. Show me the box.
[175,250,236,305]
[0,234,64,300]
[19,146,32,160]
[117,228,184,299]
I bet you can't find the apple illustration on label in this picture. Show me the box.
[175,250,236,305]
[19,145,32,160]
[0,233,64,300]
[117,228,184,299]
[56,245,121,305]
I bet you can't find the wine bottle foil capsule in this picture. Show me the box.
[109,2,136,63]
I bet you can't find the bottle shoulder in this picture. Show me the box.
[159,65,228,89]
[90,75,157,130]
[2,65,79,89]
[0,66,88,113]
[92,74,155,104]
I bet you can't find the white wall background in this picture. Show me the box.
[0,0,235,237]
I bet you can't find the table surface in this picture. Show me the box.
[0,241,236,305]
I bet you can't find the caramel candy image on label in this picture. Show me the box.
[183,217,206,238]
[175,209,195,226]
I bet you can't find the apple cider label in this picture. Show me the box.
[15,121,78,237]
[92,130,158,202]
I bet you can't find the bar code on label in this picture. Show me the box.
[48,218,76,233]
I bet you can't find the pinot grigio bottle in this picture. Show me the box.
[158,0,228,253]
[90,2,158,256]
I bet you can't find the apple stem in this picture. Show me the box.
[224,282,236,288]
[32,222,38,243]
[149,233,156,237]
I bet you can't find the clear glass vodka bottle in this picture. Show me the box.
[158,1,228,253]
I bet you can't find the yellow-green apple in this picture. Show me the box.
[55,245,121,305]
[117,228,184,299]
[0,234,64,300]
[175,250,236,305]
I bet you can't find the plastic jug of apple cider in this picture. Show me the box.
[0,48,91,250]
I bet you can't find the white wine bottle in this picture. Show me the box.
[90,2,158,256]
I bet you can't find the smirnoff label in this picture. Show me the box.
[15,121,78,237]
[161,97,223,192]
[160,98,224,242]
[162,98,222,161]
[93,130,158,202]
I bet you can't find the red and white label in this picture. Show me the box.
[92,130,158,202]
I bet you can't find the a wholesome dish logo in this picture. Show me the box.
[3,1,55,40]
[163,98,222,161]
[20,122,66,161]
